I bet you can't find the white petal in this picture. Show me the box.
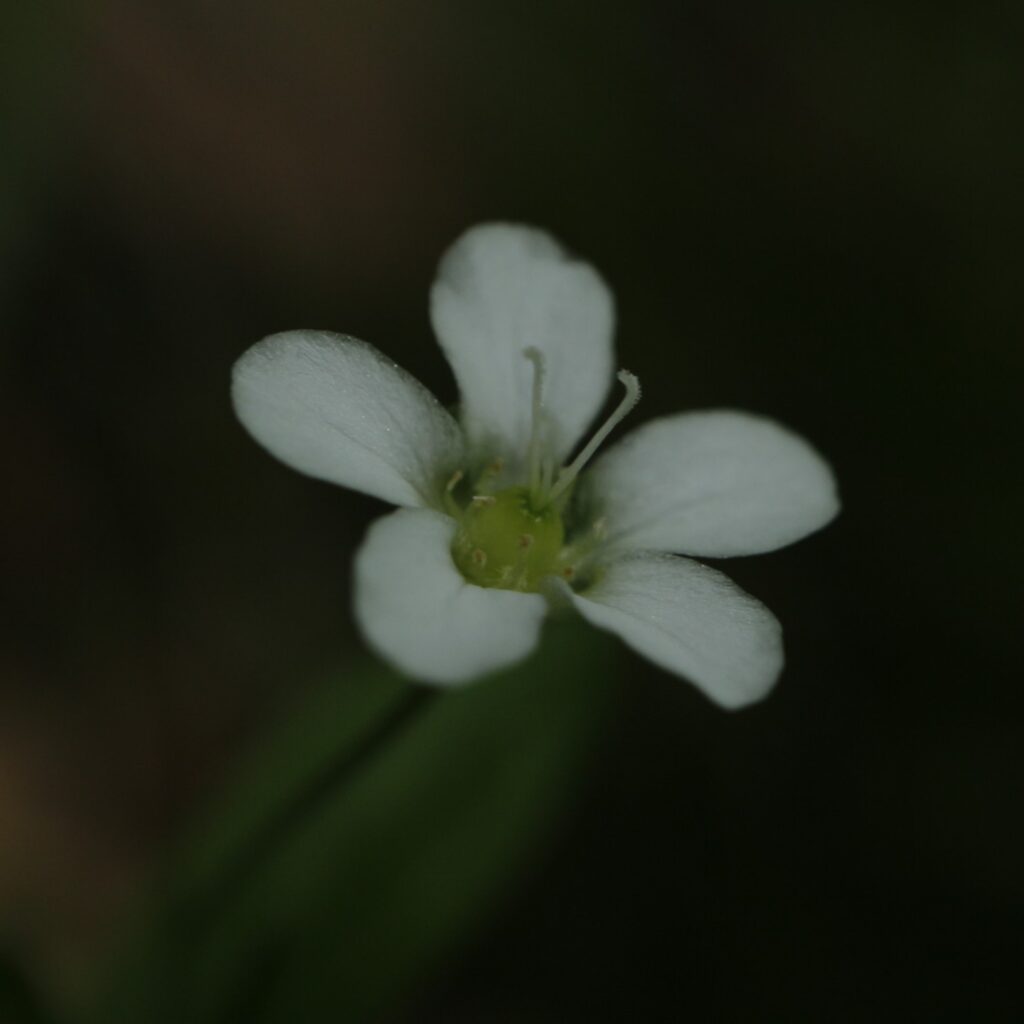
[354,508,547,685]
[567,553,783,708]
[232,330,463,508]
[430,223,615,462]
[586,410,839,557]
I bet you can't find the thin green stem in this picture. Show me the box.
[160,687,436,1019]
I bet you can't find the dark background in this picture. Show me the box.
[3,1,1022,1021]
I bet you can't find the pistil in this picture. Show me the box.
[545,369,641,506]
[524,346,546,503]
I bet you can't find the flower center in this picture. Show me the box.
[451,486,565,591]
[449,349,641,593]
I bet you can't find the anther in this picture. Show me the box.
[518,534,534,550]
[471,548,487,566]
[445,470,464,493]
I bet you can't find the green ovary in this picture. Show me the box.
[452,486,565,591]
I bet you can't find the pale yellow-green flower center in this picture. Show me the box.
[452,486,565,591]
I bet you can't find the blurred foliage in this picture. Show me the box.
[86,621,617,1024]
[0,3,72,300]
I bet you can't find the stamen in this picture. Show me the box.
[442,469,465,516]
[523,347,546,500]
[472,495,497,507]
[547,370,641,505]
[472,458,504,499]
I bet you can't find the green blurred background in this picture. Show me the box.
[3,1,1022,1021]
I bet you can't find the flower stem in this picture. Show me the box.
[169,687,435,952]
[217,687,434,898]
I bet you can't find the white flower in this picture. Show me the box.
[232,224,839,707]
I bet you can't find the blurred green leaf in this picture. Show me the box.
[88,619,618,1024]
